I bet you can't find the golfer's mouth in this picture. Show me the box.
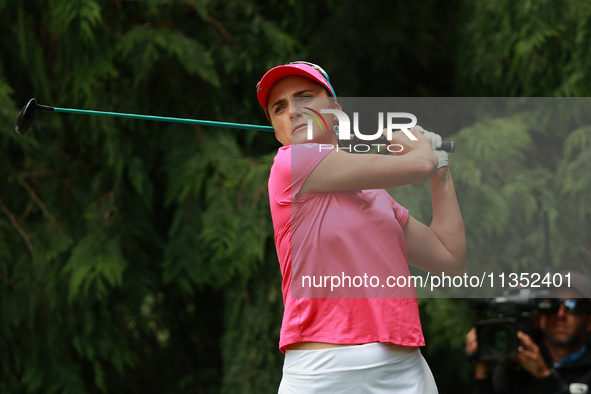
[292,123,307,134]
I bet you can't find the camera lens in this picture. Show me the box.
[491,327,510,351]
[476,318,519,361]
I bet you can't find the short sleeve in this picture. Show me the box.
[268,144,334,206]
[387,192,409,227]
[268,147,292,206]
[290,143,334,202]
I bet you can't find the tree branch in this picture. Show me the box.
[0,199,34,252]
[19,178,63,236]
[103,178,122,225]
[208,16,235,43]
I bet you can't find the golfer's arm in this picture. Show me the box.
[298,146,437,196]
[403,167,466,276]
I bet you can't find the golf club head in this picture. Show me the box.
[15,98,37,135]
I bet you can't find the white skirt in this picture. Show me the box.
[278,343,438,394]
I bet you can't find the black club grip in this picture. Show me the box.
[440,141,455,153]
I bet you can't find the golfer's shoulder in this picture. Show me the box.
[271,146,290,174]
[273,143,333,174]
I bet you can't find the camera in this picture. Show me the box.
[470,288,554,361]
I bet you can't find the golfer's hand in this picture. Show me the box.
[513,331,551,379]
[411,126,449,168]
[466,327,490,379]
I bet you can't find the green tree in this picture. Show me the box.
[0,0,295,392]
[2,0,591,393]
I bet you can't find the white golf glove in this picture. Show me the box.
[411,125,449,168]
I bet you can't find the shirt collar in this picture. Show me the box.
[553,345,587,368]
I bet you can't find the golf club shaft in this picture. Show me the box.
[47,106,275,132]
[36,105,455,152]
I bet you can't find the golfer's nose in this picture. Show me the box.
[290,101,303,119]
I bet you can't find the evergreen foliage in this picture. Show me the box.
[1,0,290,392]
[0,0,590,393]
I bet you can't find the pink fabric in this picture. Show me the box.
[268,144,425,353]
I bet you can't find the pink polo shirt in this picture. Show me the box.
[269,143,424,353]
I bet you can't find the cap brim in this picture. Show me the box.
[257,64,332,111]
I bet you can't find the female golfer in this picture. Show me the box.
[257,62,466,393]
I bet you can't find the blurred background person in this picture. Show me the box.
[466,270,591,394]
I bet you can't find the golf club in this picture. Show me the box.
[14,98,454,152]
[15,98,274,135]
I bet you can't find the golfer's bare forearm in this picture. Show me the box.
[300,146,437,195]
[429,167,467,271]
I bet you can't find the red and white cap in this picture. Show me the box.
[256,62,336,120]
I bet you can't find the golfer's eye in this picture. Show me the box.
[274,104,286,114]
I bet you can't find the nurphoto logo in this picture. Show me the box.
[304,109,416,152]
[309,110,418,141]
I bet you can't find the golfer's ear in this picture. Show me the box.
[333,101,342,111]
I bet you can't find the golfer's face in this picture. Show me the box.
[267,76,339,146]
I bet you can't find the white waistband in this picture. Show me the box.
[283,343,418,373]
